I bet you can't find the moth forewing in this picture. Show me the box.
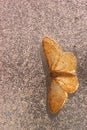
[42,37,62,71]
[48,79,68,113]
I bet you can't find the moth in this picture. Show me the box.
[42,37,79,113]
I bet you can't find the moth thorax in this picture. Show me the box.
[50,71,59,78]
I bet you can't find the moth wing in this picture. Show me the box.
[48,79,67,113]
[54,52,77,73]
[42,37,62,71]
[55,75,79,93]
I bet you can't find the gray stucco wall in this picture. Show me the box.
[0,0,87,130]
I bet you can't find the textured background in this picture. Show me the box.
[0,0,87,130]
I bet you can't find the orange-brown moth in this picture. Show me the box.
[42,37,79,113]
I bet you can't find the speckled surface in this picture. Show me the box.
[0,0,87,130]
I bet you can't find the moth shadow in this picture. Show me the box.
[68,91,77,99]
